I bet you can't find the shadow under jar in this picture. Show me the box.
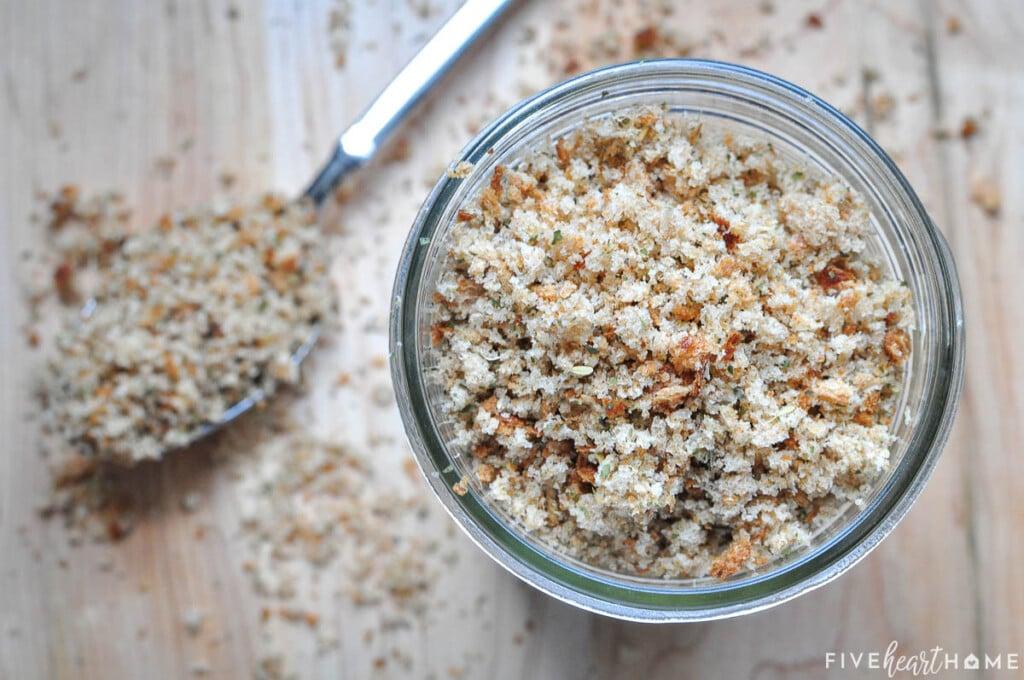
[389,59,965,622]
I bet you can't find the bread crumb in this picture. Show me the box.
[430,107,912,579]
[970,177,1001,217]
[446,161,475,179]
[632,27,658,52]
[154,156,176,177]
[960,116,979,139]
[181,607,205,636]
[710,538,752,579]
[45,195,334,463]
[871,93,896,122]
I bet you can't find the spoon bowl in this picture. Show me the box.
[63,0,516,460]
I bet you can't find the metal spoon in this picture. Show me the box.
[79,0,516,457]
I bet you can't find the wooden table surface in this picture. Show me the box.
[1,0,1020,678]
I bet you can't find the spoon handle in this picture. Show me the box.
[305,0,517,204]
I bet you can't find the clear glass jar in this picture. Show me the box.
[389,60,965,621]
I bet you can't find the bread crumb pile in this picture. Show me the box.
[430,106,913,579]
[45,195,334,463]
[237,431,443,616]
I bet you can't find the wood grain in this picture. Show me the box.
[1,0,1020,678]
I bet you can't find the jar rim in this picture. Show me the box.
[389,59,966,621]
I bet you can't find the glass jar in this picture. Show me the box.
[389,59,965,621]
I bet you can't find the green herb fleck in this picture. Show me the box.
[552,230,563,245]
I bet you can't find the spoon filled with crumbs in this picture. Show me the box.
[46,0,515,464]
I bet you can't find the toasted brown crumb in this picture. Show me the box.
[402,458,421,482]
[720,331,743,362]
[49,185,80,229]
[946,16,962,34]
[633,27,659,52]
[53,261,78,304]
[854,391,882,426]
[670,301,702,322]
[384,136,411,163]
[452,476,469,496]
[960,117,979,139]
[431,323,452,345]
[333,181,356,204]
[806,13,823,29]
[883,328,911,364]
[710,538,752,579]
[814,258,857,290]
[711,213,740,251]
